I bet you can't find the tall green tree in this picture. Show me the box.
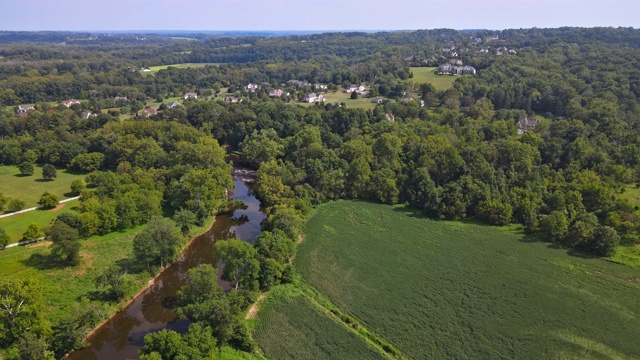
[42,164,57,180]
[133,216,182,270]
[0,278,50,349]
[213,238,259,291]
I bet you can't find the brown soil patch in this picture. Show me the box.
[27,241,52,248]
[246,294,266,319]
[49,203,66,211]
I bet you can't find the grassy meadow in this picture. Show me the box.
[251,285,386,360]
[0,216,216,323]
[0,165,85,209]
[141,63,221,76]
[0,200,79,244]
[408,67,457,91]
[294,200,640,359]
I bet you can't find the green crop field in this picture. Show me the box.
[141,63,222,76]
[0,200,79,244]
[252,285,386,360]
[295,200,640,359]
[408,67,457,90]
[0,165,85,209]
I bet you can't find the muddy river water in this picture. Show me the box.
[68,172,265,360]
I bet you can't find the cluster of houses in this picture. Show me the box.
[437,64,476,75]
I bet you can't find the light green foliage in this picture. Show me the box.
[214,239,259,291]
[22,223,43,241]
[18,162,34,176]
[70,179,86,195]
[240,129,284,167]
[140,323,218,360]
[69,153,105,172]
[37,191,59,209]
[295,201,640,359]
[0,278,49,349]
[133,216,182,269]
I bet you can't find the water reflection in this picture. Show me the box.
[68,178,265,360]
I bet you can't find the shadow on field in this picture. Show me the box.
[21,252,63,270]
[34,178,52,183]
[13,174,31,178]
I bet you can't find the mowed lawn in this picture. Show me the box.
[295,91,378,110]
[252,285,385,360]
[141,63,222,76]
[295,200,640,359]
[0,200,79,244]
[408,67,457,90]
[0,165,85,208]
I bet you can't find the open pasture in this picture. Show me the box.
[408,67,457,90]
[295,200,640,359]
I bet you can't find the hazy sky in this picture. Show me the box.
[1,0,639,31]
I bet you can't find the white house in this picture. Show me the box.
[246,83,259,92]
[184,92,197,100]
[303,93,326,103]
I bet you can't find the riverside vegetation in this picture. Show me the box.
[1,27,640,359]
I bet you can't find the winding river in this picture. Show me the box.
[68,170,265,360]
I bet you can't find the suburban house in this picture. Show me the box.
[314,84,328,90]
[246,83,259,92]
[62,99,80,107]
[449,59,463,66]
[269,89,289,97]
[400,94,425,107]
[81,111,97,119]
[114,96,128,101]
[140,108,158,117]
[288,80,311,87]
[224,97,243,103]
[184,92,198,100]
[166,101,182,109]
[371,97,385,104]
[16,105,35,114]
[303,93,326,103]
[345,84,366,94]
[508,49,518,55]
[385,114,395,122]
[437,64,476,75]
[516,116,541,133]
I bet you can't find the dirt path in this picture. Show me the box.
[50,203,66,211]
[246,294,266,319]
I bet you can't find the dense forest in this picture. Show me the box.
[1,27,640,359]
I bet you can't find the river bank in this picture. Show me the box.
[75,214,217,349]
[68,176,266,359]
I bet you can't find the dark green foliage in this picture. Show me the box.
[48,221,81,266]
[50,299,106,358]
[0,228,9,248]
[42,164,56,180]
[7,199,26,213]
[586,226,620,256]
[94,265,129,300]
